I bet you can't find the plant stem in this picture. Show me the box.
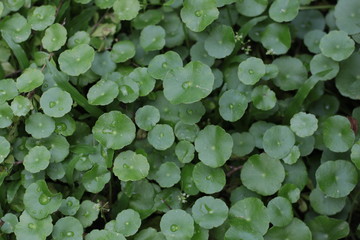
[300,5,334,10]
[226,165,243,177]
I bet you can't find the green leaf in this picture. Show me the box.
[229,197,269,235]
[304,30,325,54]
[113,150,150,181]
[290,112,318,138]
[319,30,355,62]
[87,79,119,106]
[241,153,285,196]
[52,217,84,240]
[1,13,31,43]
[59,196,80,216]
[236,0,268,17]
[58,44,95,76]
[14,211,53,240]
[92,111,136,150]
[160,209,194,240]
[231,132,255,157]
[309,188,346,215]
[0,102,13,128]
[272,56,307,91]
[23,146,50,173]
[148,51,183,80]
[322,115,355,152]
[128,67,156,96]
[237,57,265,85]
[10,95,32,116]
[28,5,56,31]
[175,140,195,164]
[251,85,277,111]
[204,24,235,59]
[0,78,18,103]
[334,0,360,34]
[264,218,311,240]
[263,125,295,159]
[195,125,233,168]
[351,140,360,170]
[308,215,349,240]
[180,0,219,32]
[25,112,55,139]
[42,24,67,52]
[115,209,142,237]
[74,200,100,228]
[40,87,73,117]
[269,0,300,22]
[82,164,111,193]
[163,61,214,104]
[140,25,166,51]
[135,105,160,131]
[1,31,29,70]
[85,230,126,240]
[219,89,248,122]
[148,124,175,151]
[193,162,226,194]
[0,136,10,164]
[23,180,62,219]
[155,162,181,188]
[266,197,293,227]
[113,0,140,21]
[335,52,360,100]
[91,51,116,76]
[192,196,229,229]
[310,54,339,80]
[1,213,18,234]
[16,68,44,93]
[111,40,136,63]
[261,23,291,55]
[315,160,358,198]
[46,60,103,117]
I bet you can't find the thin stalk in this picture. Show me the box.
[300,5,334,10]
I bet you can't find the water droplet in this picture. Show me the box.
[182,81,192,89]
[162,62,168,68]
[58,107,64,111]
[28,223,36,229]
[49,101,56,108]
[102,129,113,134]
[0,90,5,95]
[66,231,74,237]
[111,121,117,127]
[187,109,193,114]
[160,133,164,137]
[206,175,212,180]
[120,86,128,96]
[229,104,234,109]
[170,224,179,232]
[84,211,90,217]
[123,163,129,169]
[56,123,67,132]
[67,201,73,207]
[39,193,51,205]
[195,10,203,17]
[248,69,254,74]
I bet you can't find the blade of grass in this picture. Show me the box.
[1,31,29,70]
[46,59,104,117]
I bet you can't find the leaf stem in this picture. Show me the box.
[226,165,243,177]
[300,5,334,10]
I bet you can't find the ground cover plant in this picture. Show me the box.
[0,0,360,239]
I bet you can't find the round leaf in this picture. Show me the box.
[241,153,285,196]
[319,30,355,62]
[251,85,277,111]
[267,197,293,227]
[263,125,295,159]
[204,24,235,59]
[113,151,150,181]
[237,57,265,85]
[160,209,194,240]
[315,160,358,198]
[23,146,50,173]
[16,68,44,93]
[92,111,136,150]
[290,112,318,138]
[40,87,73,118]
[52,217,83,240]
[58,44,95,76]
[269,0,300,22]
[195,125,233,168]
[219,89,248,122]
[115,209,141,237]
[148,124,175,150]
[25,112,55,139]
[41,23,67,52]
[140,25,166,51]
[163,61,214,104]
[193,162,226,194]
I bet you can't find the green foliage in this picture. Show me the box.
[1,1,360,239]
